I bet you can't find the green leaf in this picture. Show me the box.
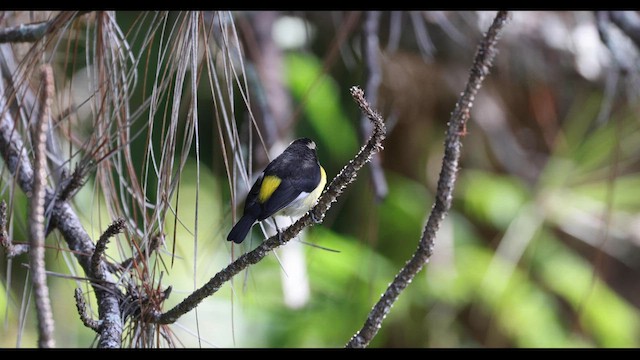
[573,175,640,212]
[378,172,430,254]
[537,236,640,347]
[428,242,581,347]
[459,170,530,230]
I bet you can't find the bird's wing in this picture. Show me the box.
[242,173,263,215]
[255,161,321,220]
[257,177,302,220]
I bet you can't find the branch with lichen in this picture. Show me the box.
[0,200,28,257]
[0,11,90,43]
[153,85,386,325]
[74,288,100,332]
[57,164,88,203]
[91,218,126,281]
[346,10,509,348]
[28,64,56,348]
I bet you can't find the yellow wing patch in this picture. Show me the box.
[259,175,281,203]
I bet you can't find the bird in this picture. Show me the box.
[227,138,327,244]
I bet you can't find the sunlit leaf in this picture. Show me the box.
[459,170,530,230]
[536,236,640,347]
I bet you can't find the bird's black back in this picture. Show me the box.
[243,138,321,221]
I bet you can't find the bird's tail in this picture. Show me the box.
[227,215,256,244]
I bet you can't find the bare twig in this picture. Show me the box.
[154,85,386,325]
[346,10,509,348]
[91,218,126,281]
[28,64,55,348]
[57,164,88,203]
[0,200,29,257]
[361,11,388,202]
[0,11,91,43]
[74,288,100,332]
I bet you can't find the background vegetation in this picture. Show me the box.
[1,11,639,348]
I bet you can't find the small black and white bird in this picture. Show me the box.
[227,138,327,244]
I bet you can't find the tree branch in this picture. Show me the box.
[74,288,100,332]
[0,21,51,44]
[0,56,123,348]
[361,10,389,202]
[57,164,88,203]
[346,10,509,348]
[28,64,56,348]
[0,11,91,44]
[153,85,386,325]
[91,218,126,281]
[0,200,29,257]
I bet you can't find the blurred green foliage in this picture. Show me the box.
[285,52,359,164]
[2,11,640,349]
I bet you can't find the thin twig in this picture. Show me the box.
[346,10,509,348]
[154,85,386,325]
[28,64,55,348]
[0,200,29,257]
[361,11,388,202]
[74,288,100,332]
[91,218,126,281]
[0,11,91,43]
[57,164,88,203]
